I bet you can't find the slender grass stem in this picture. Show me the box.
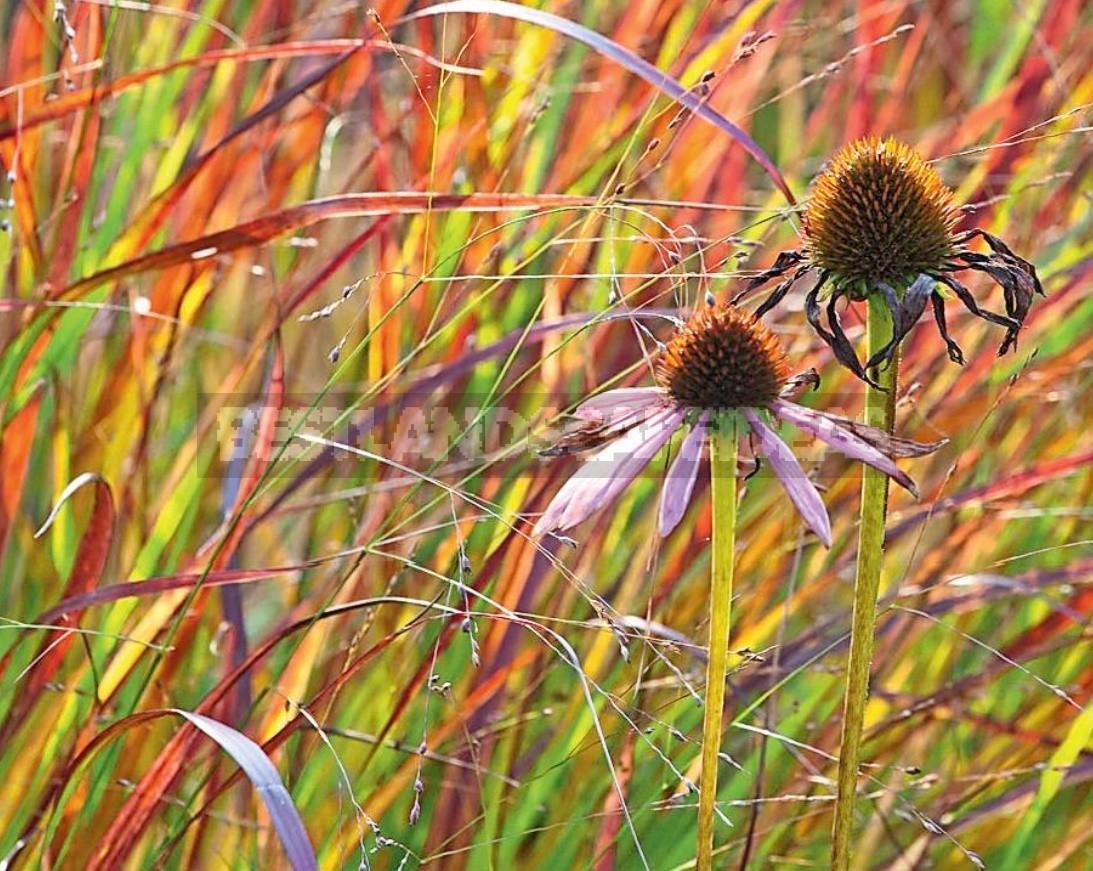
[832,297,898,869]
[697,411,739,871]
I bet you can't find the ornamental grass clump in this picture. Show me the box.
[535,303,942,871]
[739,137,1042,870]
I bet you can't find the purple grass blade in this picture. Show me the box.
[574,387,666,421]
[744,410,832,548]
[535,406,685,535]
[771,400,918,497]
[403,1,794,204]
[219,405,258,724]
[658,412,709,536]
[173,710,318,871]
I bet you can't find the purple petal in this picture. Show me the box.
[574,388,668,421]
[658,412,709,536]
[534,406,686,536]
[744,410,832,548]
[771,400,917,497]
[559,407,685,530]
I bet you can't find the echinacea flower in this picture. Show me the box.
[737,137,1043,383]
[533,305,943,545]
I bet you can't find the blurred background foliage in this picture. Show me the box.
[0,0,1091,867]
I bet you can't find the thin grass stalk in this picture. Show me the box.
[831,297,898,869]
[697,411,739,871]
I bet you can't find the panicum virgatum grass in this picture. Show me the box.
[0,2,1089,870]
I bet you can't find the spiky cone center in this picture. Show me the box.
[804,137,959,293]
[656,305,789,409]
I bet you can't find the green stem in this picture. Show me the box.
[697,411,739,871]
[831,297,899,869]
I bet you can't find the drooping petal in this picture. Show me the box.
[771,399,923,497]
[573,388,668,421]
[541,404,666,458]
[957,230,1043,353]
[975,230,1044,294]
[827,286,888,388]
[935,269,1024,354]
[743,410,832,548]
[901,273,936,327]
[727,249,809,313]
[534,406,685,536]
[731,249,806,305]
[779,401,946,459]
[559,406,685,530]
[865,275,935,370]
[935,272,1016,330]
[959,253,1039,354]
[930,290,965,365]
[754,264,812,318]
[805,281,878,388]
[658,412,709,536]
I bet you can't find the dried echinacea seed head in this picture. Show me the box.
[737,137,1042,381]
[803,137,959,294]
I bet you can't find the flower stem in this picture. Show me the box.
[832,297,898,869]
[697,411,739,871]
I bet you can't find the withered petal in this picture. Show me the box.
[950,228,1042,355]
[779,368,821,398]
[733,250,806,303]
[930,291,965,365]
[935,273,1018,330]
[753,265,813,317]
[968,229,1044,297]
[801,408,948,458]
[822,285,883,388]
[864,276,934,370]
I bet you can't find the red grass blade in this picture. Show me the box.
[0,40,468,142]
[0,473,114,745]
[33,564,314,626]
[403,0,795,204]
[52,192,600,302]
[0,380,45,542]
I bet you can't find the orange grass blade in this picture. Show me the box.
[0,379,45,541]
[403,0,795,203]
[32,563,326,627]
[0,40,475,142]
